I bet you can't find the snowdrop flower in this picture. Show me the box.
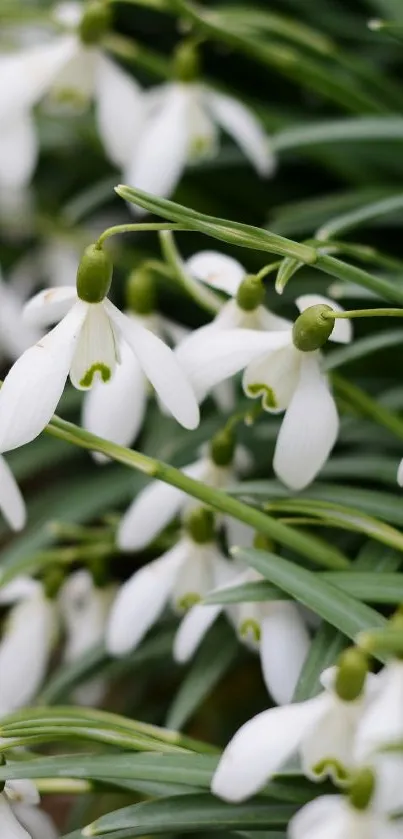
[107,507,231,656]
[59,569,115,705]
[289,787,403,839]
[0,1,144,189]
[0,457,26,532]
[212,649,375,802]
[175,565,310,705]
[117,427,248,552]
[0,578,57,715]
[177,293,352,490]
[82,267,189,458]
[0,243,199,453]
[4,780,58,839]
[126,41,274,205]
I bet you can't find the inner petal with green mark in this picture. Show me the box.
[243,344,300,414]
[70,303,120,391]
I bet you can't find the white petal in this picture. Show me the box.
[174,602,223,662]
[0,279,40,359]
[289,796,348,839]
[124,83,190,204]
[5,780,39,806]
[83,339,147,460]
[70,303,119,390]
[0,37,78,115]
[0,577,40,604]
[185,251,245,296]
[301,697,361,781]
[59,570,113,660]
[117,460,207,551]
[0,112,37,189]
[176,328,292,403]
[106,542,186,656]
[260,603,310,705]
[243,343,300,413]
[49,44,97,105]
[0,594,55,713]
[273,353,339,490]
[211,697,324,802]
[397,458,403,487]
[207,89,275,176]
[354,661,403,762]
[0,457,26,531]
[0,301,87,453]
[295,295,352,344]
[0,795,30,839]
[172,541,218,610]
[95,55,144,169]
[107,302,199,429]
[23,286,77,327]
[10,804,58,839]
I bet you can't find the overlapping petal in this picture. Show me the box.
[95,55,144,169]
[260,603,310,705]
[185,251,245,296]
[23,286,77,327]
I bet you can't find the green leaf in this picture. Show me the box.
[84,794,296,837]
[166,622,239,731]
[292,623,347,702]
[324,330,403,371]
[234,548,387,656]
[315,192,403,239]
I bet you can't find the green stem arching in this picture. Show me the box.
[328,308,403,320]
[96,222,185,247]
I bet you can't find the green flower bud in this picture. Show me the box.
[335,647,369,702]
[125,267,156,315]
[186,507,215,544]
[292,304,335,352]
[210,428,236,467]
[79,1,112,45]
[173,41,200,83]
[349,768,375,811]
[236,275,265,311]
[76,244,113,303]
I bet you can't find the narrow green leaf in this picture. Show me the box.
[324,330,403,371]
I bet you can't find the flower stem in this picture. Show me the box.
[96,222,185,247]
[159,230,222,314]
[46,416,348,569]
[326,307,403,320]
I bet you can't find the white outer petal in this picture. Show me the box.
[273,353,339,490]
[0,456,26,531]
[5,780,40,806]
[107,301,199,429]
[0,577,40,604]
[185,251,245,296]
[10,804,58,839]
[106,542,187,655]
[23,286,77,327]
[82,339,147,460]
[289,796,350,839]
[0,301,87,453]
[0,795,30,839]
[95,55,144,169]
[211,696,325,802]
[207,89,275,176]
[124,83,190,206]
[117,460,207,551]
[354,661,403,762]
[0,112,37,190]
[0,37,78,115]
[397,458,403,487]
[259,603,310,705]
[176,328,292,403]
[295,294,352,344]
[173,602,223,662]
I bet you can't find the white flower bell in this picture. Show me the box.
[177,288,352,490]
[212,651,375,802]
[174,565,310,705]
[0,457,26,532]
[0,579,57,715]
[107,508,230,656]
[59,569,115,705]
[0,1,144,189]
[289,791,403,839]
[4,780,58,839]
[0,244,199,453]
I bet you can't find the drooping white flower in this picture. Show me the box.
[177,291,352,490]
[0,457,26,532]
[125,82,274,205]
[0,271,199,453]
[117,442,249,552]
[0,580,57,715]
[5,780,58,839]
[59,569,115,705]
[0,2,144,189]
[289,793,403,839]
[212,666,376,802]
[174,565,310,705]
[106,530,231,656]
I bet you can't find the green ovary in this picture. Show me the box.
[80,363,112,388]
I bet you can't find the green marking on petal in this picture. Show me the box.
[80,363,111,389]
[177,593,202,611]
[239,618,261,643]
[312,758,350,785]
[246,383,277,410]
